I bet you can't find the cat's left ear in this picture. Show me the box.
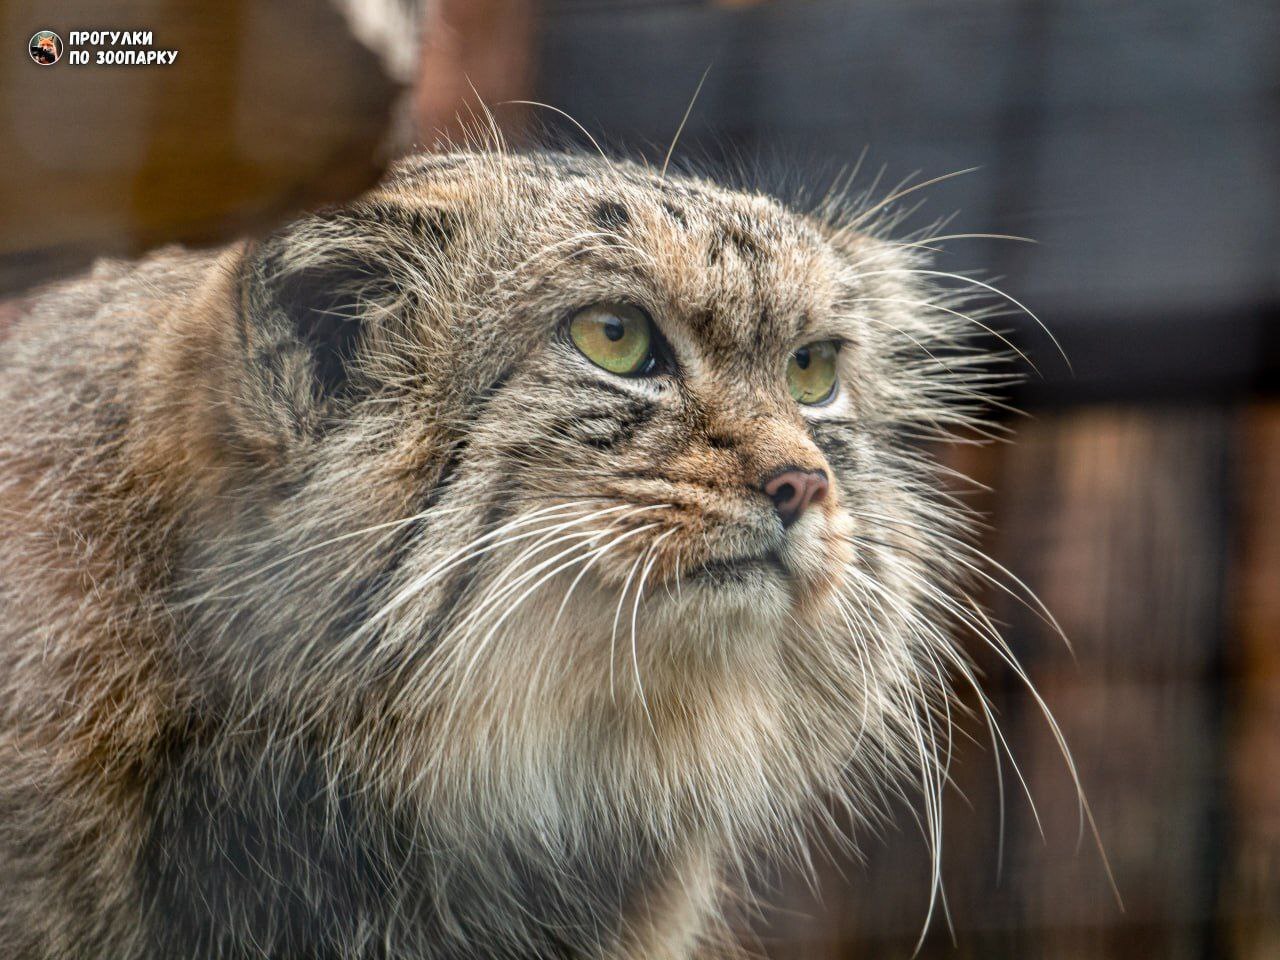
[232,200,455,447]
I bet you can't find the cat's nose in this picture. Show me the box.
[762,468,829,528]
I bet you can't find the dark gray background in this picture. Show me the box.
[539,0,1280,404]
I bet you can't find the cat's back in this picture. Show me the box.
[0,243,235,690]
[0,247,228,959]
[2,248,217,402]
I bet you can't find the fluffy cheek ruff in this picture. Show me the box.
[365,492,900,855]
[170,395,936,883]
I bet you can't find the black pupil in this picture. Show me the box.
[795,347,810,370]
[604,317,626,342]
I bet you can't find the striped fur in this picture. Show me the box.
[0,148,1030,958]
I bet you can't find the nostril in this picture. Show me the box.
[771,482,798,510]
[762,468,829,528]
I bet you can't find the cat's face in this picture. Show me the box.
[443,166,860,633]
[201,150,983,828]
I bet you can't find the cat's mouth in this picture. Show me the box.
[670,516,854,616]
[684,549,786,587]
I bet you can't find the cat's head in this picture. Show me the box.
[183,149,995,840]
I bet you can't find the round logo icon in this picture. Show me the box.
[29,30,63,66]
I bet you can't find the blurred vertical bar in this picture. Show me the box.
[1225,404,1280,958]
[993,409,1233,959]
[414,0,537,144]
[128,0,247,239]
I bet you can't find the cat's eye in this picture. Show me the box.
[786,340,839,405]
[568,302,655,376]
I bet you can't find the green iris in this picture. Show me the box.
[568,303,654,376]
[786,340,839,405]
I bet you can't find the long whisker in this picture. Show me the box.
[449,504,658,636]
[847,296,1042,377]
[609,549,649,704]
[852,509,1071,651]
[854,267,1072,374]
[499,100,609,164]
[550,521,667,635]
[845,167,980,231]
[179,505,468,607]
[359,501,606,639]
[629,528,677,734]
[844,556,1046,839]
[660,64,712,181]
[383,505,658,695]
[845,531,1119,905]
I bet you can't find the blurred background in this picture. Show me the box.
[2,0,1278,956]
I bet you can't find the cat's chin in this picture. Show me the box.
[632,580,795,663]
[666,561,793,620]
[546,562,795,656]
[640,551,844,640]
[646,511,854,632]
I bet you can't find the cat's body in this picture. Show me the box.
[0,151,995,958]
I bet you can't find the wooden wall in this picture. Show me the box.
[0,0,398,296]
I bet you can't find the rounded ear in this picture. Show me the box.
[234,200,457,447]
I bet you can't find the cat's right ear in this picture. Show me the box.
[228,202,457,455]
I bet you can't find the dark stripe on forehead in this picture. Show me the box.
[591,200,630,232]
[365,203,460,248]
[660,201,687,227]
[707,224,763,266]
[714,223,764,262]
[706,231,725,266]
[753,309,774,348]
[730,226,764,260]
[312,201,459,251]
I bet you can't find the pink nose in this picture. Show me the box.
[762,468,829,528]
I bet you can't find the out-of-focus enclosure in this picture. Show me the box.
[3,0,1278,956]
